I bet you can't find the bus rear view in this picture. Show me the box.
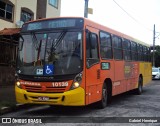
[15,18,85,106]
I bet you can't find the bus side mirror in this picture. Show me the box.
[85,29,90,34]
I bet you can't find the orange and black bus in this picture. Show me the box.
[15,17,152,108]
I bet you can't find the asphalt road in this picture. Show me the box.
[1,80,160,126]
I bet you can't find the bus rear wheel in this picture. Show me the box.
[135,77,143,95]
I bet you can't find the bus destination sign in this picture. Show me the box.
[22,18,84,31]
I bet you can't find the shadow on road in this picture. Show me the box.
[24,90,143,116]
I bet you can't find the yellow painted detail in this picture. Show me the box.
[15,86,85,106]
[138,62,152,87]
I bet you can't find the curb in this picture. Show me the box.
[0,107,12,115]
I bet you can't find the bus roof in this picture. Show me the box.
[23,16,150,47]
[23,16,84,24]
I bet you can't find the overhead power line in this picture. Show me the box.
[112,0,153,32]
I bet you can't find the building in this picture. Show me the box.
[37,0,61,19]
[0,0,61,86]
[0,0,61,30]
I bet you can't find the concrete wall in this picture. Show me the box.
[14,0,37,22]
[0,0,37,30]
[0,0,61,30]
[0,20,14,30]
[36,0,47,19]
[46,0,61,18]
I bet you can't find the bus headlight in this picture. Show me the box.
[73,82,80,88]
[70,72,83,90]
[16,81,22,88]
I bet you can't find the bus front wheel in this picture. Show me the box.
[96,83,108,109]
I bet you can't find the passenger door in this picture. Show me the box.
[85,26,101,104]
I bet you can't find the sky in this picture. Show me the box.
[61,0,160,45]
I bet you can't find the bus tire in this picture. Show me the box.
[96,83,108,109]
[135,76,143,95]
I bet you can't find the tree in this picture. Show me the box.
[152,45,160,67]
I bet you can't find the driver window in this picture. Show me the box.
[86,32,99,68]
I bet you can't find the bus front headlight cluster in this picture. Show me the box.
[16,81,22,89]
[70,72,83,90]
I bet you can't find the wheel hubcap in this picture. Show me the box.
[102,88,107,102]
[139,79,142,92]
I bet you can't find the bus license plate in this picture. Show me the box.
[38,96,49,101]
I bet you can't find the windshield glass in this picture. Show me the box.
[152,68,159,72]
[17,31,83,76]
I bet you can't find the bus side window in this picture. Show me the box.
[138,44,143,61]
[147,47,151,62]
[86,32,99,68]
[100,32,112,59]
[112,35,123,60]
[131,41,137,61]
[123,39,131,60]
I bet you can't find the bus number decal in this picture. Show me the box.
[101,62,110,70]
[52,82,68,87]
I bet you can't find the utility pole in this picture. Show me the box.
[84,0,89,18]
[153,24,155,67]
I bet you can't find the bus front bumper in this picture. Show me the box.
[15,86,85,106]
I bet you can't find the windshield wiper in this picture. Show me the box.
[32,32,39,50]
[51,31,67,53]
[37,40,42,62]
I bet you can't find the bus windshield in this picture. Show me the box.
[17,31,83,76]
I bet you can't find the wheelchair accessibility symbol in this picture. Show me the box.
[44,65,54,75]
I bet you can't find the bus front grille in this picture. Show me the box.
[24,85,66,93]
